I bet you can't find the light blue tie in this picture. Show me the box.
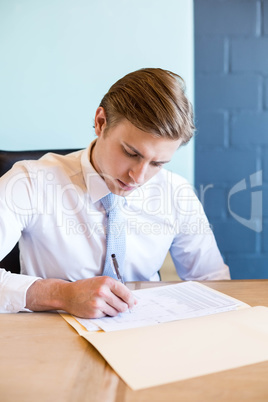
[101,193,126,280]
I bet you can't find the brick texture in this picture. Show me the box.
[196,149,257,183]
[227,256,268,279]
[194,0,267,279]
[265,77,268,109]
[201,186,226,218]
[264,0,268,34]
[231,112,268,146]
[195,0,257,35]
[263,151,268,181]
[195,112,226,147]
[231,38,268,72]
[195,37,225,72]
[212,220,257,253]
[263,186,268,217]
[196,75,260,111]
[262,220,268,251]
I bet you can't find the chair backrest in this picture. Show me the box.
[0,149,79,274]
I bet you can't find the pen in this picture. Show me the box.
[111,253,133,313]
[111,254,124,284]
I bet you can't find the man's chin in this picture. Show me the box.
[114,187,137,197]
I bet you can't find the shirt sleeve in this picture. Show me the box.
[0,163,40,312]
[0,269,41,313]
[170,232,230,280]
[169,180,230,280]
[0,162,35,261]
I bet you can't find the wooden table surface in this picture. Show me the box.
[0,280,268,402]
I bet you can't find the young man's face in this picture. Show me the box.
[91,107,181,196]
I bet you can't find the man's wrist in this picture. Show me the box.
[25,278,69,312]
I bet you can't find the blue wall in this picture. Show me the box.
[194,0,268,278]
[0,0,194,183]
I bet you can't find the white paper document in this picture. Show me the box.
[74,281,248,332]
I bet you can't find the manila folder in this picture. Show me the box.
[79,306,268,390]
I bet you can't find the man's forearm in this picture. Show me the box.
[26,278,69,311]
[25,276,136,318]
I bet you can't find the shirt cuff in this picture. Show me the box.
[0,269,41,313]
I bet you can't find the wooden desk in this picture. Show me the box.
[0,280,268,402]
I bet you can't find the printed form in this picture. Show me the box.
[74,281,248,332]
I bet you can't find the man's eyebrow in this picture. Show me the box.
[124,142,171,164]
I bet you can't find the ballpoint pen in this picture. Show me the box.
[111,254,133,313]
[111,254,124,284]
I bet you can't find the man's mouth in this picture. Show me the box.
[117,179,137,192]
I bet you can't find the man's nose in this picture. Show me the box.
[129,163,147,184]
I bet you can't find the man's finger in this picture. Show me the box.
[105,278,136,309]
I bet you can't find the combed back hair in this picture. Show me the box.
[99,68,195,144]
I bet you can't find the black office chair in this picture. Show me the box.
[0,149,79,274]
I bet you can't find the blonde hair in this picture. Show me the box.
[99,68,195,144]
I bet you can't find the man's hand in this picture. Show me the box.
[26,276,137,318]
[63,276,136,318]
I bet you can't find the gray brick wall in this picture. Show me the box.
[194,0,268,279]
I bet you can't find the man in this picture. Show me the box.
[0,68,230,317]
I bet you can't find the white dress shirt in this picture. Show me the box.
[0,142,230,313]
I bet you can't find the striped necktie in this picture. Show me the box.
[100,193,126,280]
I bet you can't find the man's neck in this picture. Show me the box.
[89,139,97,171]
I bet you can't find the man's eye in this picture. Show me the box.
[151,162,163,168]
[123,147,137,158]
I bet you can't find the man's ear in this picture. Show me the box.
[94,107,107,137]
